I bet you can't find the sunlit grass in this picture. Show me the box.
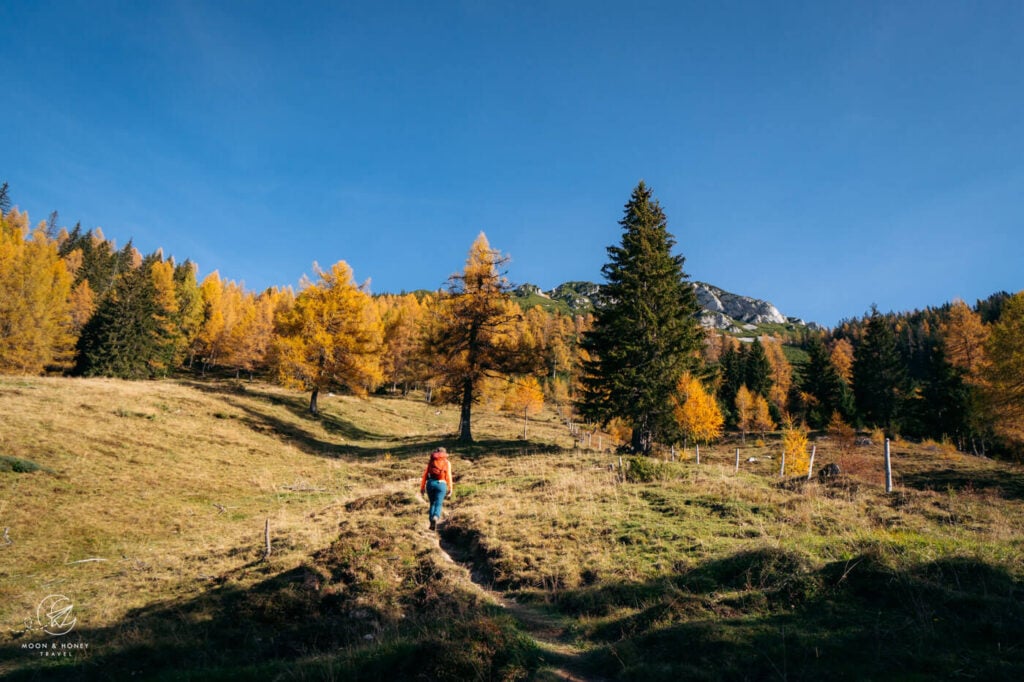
[1,375,1022,679]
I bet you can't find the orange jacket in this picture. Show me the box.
[420,455,453,494]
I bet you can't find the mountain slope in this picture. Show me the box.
[514,280,821,332]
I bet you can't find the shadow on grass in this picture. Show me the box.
[543,549,1024,681]
[901,466,1024,501]
[6,534,1020,681]
[1,536,541,681]
[180,379,568,462]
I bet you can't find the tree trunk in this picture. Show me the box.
[309,387,320,415]
[631,426,652,455]
[458,378,473,442]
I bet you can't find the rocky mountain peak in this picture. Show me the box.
[515,280,819,332]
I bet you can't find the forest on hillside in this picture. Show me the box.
[1,180,1022,458]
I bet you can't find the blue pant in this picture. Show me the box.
[426,479,447,520]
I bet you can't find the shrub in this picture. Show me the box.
[625,456,672,483]
[0,455,49,474]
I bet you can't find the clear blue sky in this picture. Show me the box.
[3,1,1022,326]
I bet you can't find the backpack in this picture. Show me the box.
[426,451,448,480]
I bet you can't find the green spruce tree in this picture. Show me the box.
[745,337,773,398]
[717,344,745,427]
[800,336,854,428]
[0,181,10,216]
[75,264,162,378]
[577,182,703,454]
[852,307,908,434]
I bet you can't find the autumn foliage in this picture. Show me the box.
[674,373,724,445]
[1,182,1022,459]
[270,261,383,413]
[0,209,75,373]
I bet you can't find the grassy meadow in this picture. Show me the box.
[1,375,1023,680]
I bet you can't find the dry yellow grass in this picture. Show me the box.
[0,380,447,642]
[0,375,578,667]
[3,375,1023,680]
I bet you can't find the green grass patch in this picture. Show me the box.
[0,455,52,474]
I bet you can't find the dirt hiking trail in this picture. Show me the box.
[427,523,609,682]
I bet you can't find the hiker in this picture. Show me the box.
[419,447,453,530]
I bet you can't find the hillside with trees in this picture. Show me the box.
[1,181,1023,458]
[2,181,1024,680]
[2,374,1022,680]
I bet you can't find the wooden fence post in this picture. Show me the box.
[807,445,816,481]
[779,451,786,478]
[696,444,700,465]
[263,519,271,561]
[884,438,893,493]
[735,448,740,473]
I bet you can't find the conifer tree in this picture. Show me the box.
[423,233,527,442]
[852,308,907,434]
[940,300,989,379]
[503,375,545,440]
[829,338,854,383]
[917,343,973,448]
[58,226,136,301]
[752,393,774,437]
[192,272,227,372]
[800,335,854,428]
[735,385,755,442]
[0,182,10,216]
[146,254,182,375]
[744,337,773,398]
[981,291,1024,450]
[172,261,205,366]
[674,373,724,445]
[380,293,426,394]
[271,261,383,414]
[577,182,704,454]
[763,337,793,413]
[75,262,161,378]
[0,209,76,374]
[717,343,745,426]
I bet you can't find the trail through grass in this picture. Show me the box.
[2,376,1022,680]
[431,518,604,682]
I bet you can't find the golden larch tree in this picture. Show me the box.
[503,375,545,439]
[0,210,75,374]
[217,282,279,378]
[763,337,793,411]
[67,279,96,334]
[147,256,181,375]
[423,233,529,442]
[980,291,1024,448]
[380,293,426,394]
[829,338,855,384]
[940,299,989,380]
[735,385,755,442]
[674,372,724,445]
[192,272,227,372]
[752,393,774,437]
[271,261,384,414]
[780,417,810,476]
